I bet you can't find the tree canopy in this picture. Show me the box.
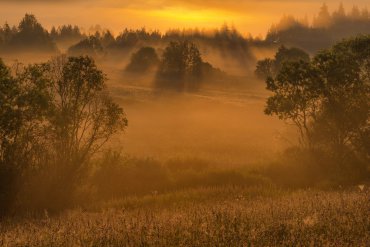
[156,41,203,91]
[266,4,370,53]
[256,46,310,79]
[0,56,127,213]
[125,47,159,73]
[68,36,104,57]
[0,14,57,53]
[264,35,370,173]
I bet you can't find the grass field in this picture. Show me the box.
[1,82,368,247]
[1,186,368,247]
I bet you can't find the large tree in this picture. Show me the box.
[0,59,52,215]
[264,35,370,168]
[0,56,127,213]
[45,56,127,205]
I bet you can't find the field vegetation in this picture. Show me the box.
[0,186,369,246]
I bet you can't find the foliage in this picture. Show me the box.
[47,56,127,187]
[156,41,203,91]
[68,36,104,57]
[0,56,127,214]
[0,59,52,215]
[0,14,57,53]
[125,47,159,73]
[264,35,370,174]
[256,46,310,79]
[50,25,85,43]
[266,4,370,53]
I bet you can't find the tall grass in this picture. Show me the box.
[1,187,368,246]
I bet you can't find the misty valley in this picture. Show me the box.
[0,3,369,247]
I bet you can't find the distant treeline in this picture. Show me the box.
[1,4,369,58]
[266,3,370,53]
[0,14,253,68]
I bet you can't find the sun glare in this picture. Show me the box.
[148,7,238,26]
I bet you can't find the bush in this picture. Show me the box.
[263,147,369,188]
[91,153,268,201]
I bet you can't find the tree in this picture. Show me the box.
[350,6,361,20]
[0,58,20,215]
[101,31,115,47]
[265,61,322,148]
[125,47,159,73]
[265,35,370,173]
[314,4,332,28]
[156,41,203,91]
[51,25,85,49]
[46,56,127,202]
[12,14,57,52]
[68,36,104,57]
[255,46,310,79]
[311,36,370,155]
[255,59,275,79]
[332,3,346,21]
[0,56,128,213]
[0,59,52,215]
[0,23,15,46]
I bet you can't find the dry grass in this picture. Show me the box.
[1,186,369,247]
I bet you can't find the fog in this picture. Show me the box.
[0,4,368,222]
[105,77,292,165]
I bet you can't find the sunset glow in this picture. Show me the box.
[0,0,368,36]
[148,7,237,23]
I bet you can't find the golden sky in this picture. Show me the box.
[0,0,368,37]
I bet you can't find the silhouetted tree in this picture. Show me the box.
[101,31,115,47]
[0,55,127,213]
[255,59,275,79]
[0,23,15,48]
[265,4,370,53]
[50,24,85,49]
[0,58,52,215]
[125,47,159,73]
[156,41,203,91]
[332,3,346,21]
[11,14,57,52]
[43,56,127,207]
[256,46,310,79]
[68,36,104,57]
[314,4,332,28]
[311,36,369,155]
[265,35,370,175]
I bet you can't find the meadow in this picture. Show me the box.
[1,85,368,247]
[1,186,368,246]
[0,25,368,246]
